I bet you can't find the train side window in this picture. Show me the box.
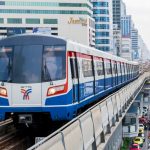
[114,62,117,74]
[117,62,121,74]
[82,59,93,77]
[111,61,116,75]
[121,63,124,75]
[96,60,104,76]
[120,62,122,75]
[127,64,128,74]
[106,60,112,75]
[131,65,133,73]
[111,61,114,74]
[124,63,127,74]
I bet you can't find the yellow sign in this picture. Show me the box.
[68,17,87,26]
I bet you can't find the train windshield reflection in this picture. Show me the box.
[0,47,12,81]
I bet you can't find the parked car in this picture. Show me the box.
[130,143,141,150]
[148,142,150,149]
[139,116,149,125]
[148,131,150,139]
[142,109,148,116]
[139,123,144,130]
[138,133,145,142]
[133,137,143,147]
[143,106,148,111]
[139,128,144,134]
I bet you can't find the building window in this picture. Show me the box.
[0,9,91,16]
[95,24,109,29]
[3,2,92,10]
[94,17,109,22]
[93,9,109,14]
[95,39,110,44]
[51,33,58,35]
[7,18,22,24]
[97,46,110,51]
[43,19,58,24]
[0,18,4,23]
[26,18,40,24]
[93,2,109,7]
[95,32,109,37]
[122,48,129,52]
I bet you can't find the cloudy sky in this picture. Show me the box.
[123,0,150,50]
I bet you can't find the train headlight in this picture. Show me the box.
[0,87,7,97]
[47,85,65,96]
[48,88,56,95]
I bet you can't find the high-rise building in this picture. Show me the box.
[131,28,139,60]
[121,1,126,16]
[0,0,95,47]
[121,15,132,38]
[138,35,150,60]
[121,15,132,60]
[113,0,121,29]
[113,24,121,56]
[92,0,113,53]
[121,38,132,60]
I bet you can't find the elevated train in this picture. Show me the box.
[0,34,139,125]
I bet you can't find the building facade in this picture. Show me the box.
[92,0,113,53]
[120,15,132,60]
[121,38,132,60]
[113,24,121,56]
[138,35,150,60]
[121,1,126,16]
[112,0,121,29]
[0,0,95,47]
[121,15,131,38]
[131,28,139,60]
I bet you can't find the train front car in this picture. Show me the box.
[0,34,72,126]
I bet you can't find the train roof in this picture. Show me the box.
[0,33,66,45]
[0,33,138,65]
[67,40,138,65]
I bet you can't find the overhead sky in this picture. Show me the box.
[123,0,150,50]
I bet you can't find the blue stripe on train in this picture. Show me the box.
[0,97,9,106]
[0,76,136,121]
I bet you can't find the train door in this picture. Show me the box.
[78,53,94,101]
[94,57,105,94]
[70,52,79,103]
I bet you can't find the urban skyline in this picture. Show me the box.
[123,0,150,54]
[0,0,149,61]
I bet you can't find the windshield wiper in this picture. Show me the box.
[7,58,12,82]
[43,61,52,82]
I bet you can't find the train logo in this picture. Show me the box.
[21,87,32,100]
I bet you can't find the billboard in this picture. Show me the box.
[32,27,51,34]
[7,28,26,36]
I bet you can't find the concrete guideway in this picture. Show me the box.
[28,72,150,150]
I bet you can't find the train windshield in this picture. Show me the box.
[11,45,66,83]
[12,45,43,83]
[42,46,66,82]
[0,47,12,81]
